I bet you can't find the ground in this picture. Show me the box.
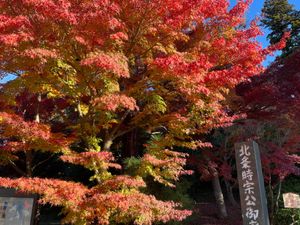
[191,202,243,225]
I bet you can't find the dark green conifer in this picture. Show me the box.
[262,0,300,56]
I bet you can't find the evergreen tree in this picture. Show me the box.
[262,0,300,56]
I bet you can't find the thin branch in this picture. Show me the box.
[125,5,154,55]
[8,160,26,176]
[32,154,55,172]
[114,124,141,139]
[110,110,130,138]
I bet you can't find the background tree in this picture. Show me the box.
[262,0,300,56]
[236,49,300,121]
[233,49,300,224]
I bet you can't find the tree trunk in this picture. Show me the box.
[268,182,275,225]
[103,138,113,151]
[123,130,138,157]
[25,150,33,177]
[224,179,238,207]
[212,175,228,218]
[35,93,41,123]
[275,181,282,215]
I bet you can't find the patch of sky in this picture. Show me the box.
[0,74,17,84]
[229,0,300,67]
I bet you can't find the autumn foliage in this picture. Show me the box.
[235,48,300,183]
[0,0,286,224]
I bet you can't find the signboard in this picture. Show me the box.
[235,141,270,225]
[283,193,300,208]
[0,188,37,225]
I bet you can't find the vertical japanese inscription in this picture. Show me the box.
[235,141,270,225]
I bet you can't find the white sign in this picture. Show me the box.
[0,197,34,225]
[283,193,300,208]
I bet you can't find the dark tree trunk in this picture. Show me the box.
[268,182,275,225]
[224,179,238,207]
[25,150,33,177]
[212,175,228,218]
[122,130,138,157]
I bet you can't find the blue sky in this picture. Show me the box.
[1,0,300,83]
[230,0,300,66]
